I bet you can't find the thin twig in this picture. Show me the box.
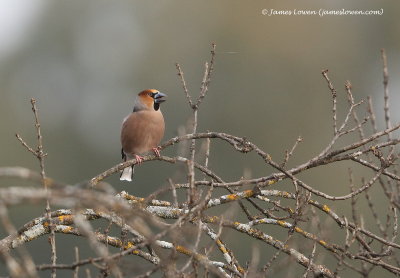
[322,70,338,135]
[381,49,391,132]
[282,136,303,168]
[73,247,79,278]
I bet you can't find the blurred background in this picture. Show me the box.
[1,0,400,277]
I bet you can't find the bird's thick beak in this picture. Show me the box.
[154,92,167,103]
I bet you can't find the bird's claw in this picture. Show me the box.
[152,147,161,157]
[135,154,144,164]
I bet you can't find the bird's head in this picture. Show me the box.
[134,89,167,111]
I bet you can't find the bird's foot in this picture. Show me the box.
[152,147,161,157]
[135,154,144,164]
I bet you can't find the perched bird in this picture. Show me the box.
[120,89,166,181]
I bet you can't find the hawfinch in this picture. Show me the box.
[120,89,166,181]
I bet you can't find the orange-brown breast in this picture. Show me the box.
[121,109,165,156]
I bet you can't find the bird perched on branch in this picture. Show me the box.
[120,89,166,181]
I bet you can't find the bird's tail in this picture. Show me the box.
[120,166,134,182]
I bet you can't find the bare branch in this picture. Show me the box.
[3,48,400,278]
